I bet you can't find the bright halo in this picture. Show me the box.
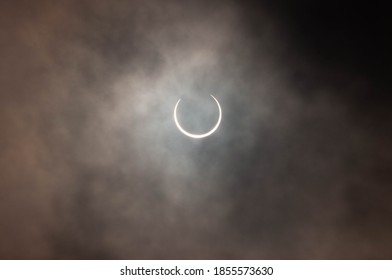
[174,94,222,139]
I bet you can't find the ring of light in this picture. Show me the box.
[174,95,222,138]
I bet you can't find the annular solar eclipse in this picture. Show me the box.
[174,94,222,138]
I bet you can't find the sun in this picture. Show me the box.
[173,94,222,139]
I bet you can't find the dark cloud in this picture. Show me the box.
[0,0,391,259]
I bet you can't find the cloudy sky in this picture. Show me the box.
[0,0,391,259]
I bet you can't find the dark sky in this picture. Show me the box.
[0,0,391,259]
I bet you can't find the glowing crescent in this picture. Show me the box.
[174,95,222,138]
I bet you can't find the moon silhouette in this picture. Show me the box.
[174,94,222,138]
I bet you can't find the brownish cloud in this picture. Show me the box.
[0,0,391,259]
